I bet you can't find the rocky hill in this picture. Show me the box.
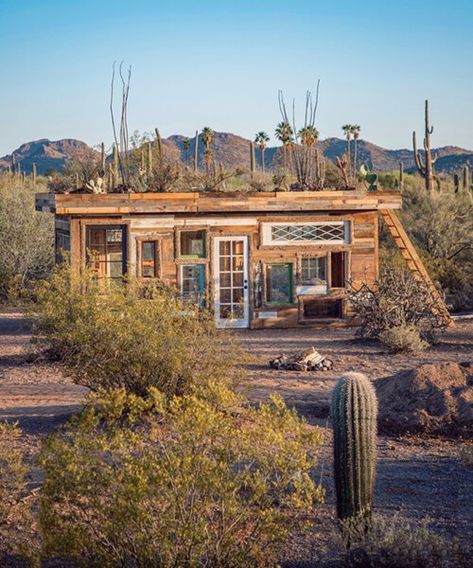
[0,139,98,175]
[2,134,472,176]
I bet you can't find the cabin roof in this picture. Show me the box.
[35,190,402,216]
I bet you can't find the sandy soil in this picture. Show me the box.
[1,309,472,558]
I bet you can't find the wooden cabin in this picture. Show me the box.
[36,190,402,329]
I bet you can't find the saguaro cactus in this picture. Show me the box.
[399,162,404,191]
[413,99,438,191]
[463,164,471,191]
[331,372,378,523]
[250,141,256,174]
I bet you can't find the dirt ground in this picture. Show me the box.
[1,308,473,560]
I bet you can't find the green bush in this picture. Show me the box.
[0,174,53,303]
[0,422,35,561]
[39,387,323,567]
[32,264,245,397]
[379,324,428,353]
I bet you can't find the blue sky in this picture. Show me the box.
[0,0,472,155]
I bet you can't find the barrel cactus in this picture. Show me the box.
[331,372,378,524]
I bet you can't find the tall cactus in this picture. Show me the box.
[399,161,404,191]
[463,164,471,191]
[32,162,37,188]
[331,372,378,524]
[100,142,106,177]
[413,99,438,191]
[454,173,460,193]
[250,141,256,175]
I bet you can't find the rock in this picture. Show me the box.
[376,362,473,437]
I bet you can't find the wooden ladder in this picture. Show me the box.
[380,209,451,323]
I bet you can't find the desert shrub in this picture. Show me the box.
[0,423,35,561]
[347,268,448,344]
[383,180,473,312]
[336,516,470,568]
[32,264,245,397]
[39,386,323,567]
[0,174,54,303]
[378,324,428,353]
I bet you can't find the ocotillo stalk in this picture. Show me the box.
[32,163,37,187]
[194,130,199,172]
[112,143,119,188]
[100,142,106,177]
[463,165,470,191]
[413,99,437,191]
[331,372,377,526]
[399,162,404,191]
[250,141,256,175]
[154,128,162,163]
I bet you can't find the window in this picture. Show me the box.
[262,222,349,245]
[301,257,327,286]
[141,241,159,278]
[180,264,205,307]
[266,263,293,304]
[179,230,206,258]
[87,226,127,280]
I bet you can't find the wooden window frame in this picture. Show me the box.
[85,224,128,279]
[138,239,161,279]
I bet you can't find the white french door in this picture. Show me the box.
[213,236,249,329]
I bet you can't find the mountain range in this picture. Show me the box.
[1,133,473,176]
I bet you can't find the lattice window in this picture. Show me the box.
[262,222,349,245]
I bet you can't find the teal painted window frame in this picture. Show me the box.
[265,262,293,305]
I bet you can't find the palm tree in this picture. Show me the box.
[182,137,191,166]
[275,121,294,167]
[201,127,215,173]
[298,125,319,147]
[342,124,353,175]
[254,131,270,172]
[351,125,361,176]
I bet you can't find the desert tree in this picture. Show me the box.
[275,121,294,168]
[182,137,191,166]
[201,127,215,174]
[254,131,270,172]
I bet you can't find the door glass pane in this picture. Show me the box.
[219,241,231,255]
[266,264,292,304]
[232,241,244,255]
[220,256,231,271]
